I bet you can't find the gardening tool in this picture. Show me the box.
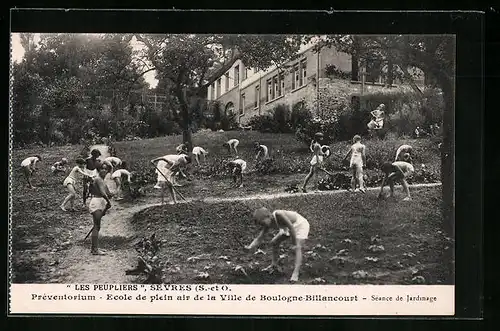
[151,162,189,203]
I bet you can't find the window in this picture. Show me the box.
[225,73,229,93]
[291,60,307,91]
[292,64,300,90]
[216,78,221,98]
[254,85,260,108]
[243,68,248,80]
[273,76,279,99]
[279,73,285,97]
[234,65,240,87]
[240,93,246,115]
[301,59,307,85]
[210,84,214,100]
[266,79,272,102]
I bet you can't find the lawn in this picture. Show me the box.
[132,185,453,285]
[10,130,444,283]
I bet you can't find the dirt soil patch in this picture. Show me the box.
[131,186,453,285]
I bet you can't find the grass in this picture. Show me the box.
[10,130,444,283]
[132,186,453,285]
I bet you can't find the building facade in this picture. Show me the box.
[206,41,424,125]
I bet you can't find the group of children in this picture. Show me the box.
[18,132,419,280]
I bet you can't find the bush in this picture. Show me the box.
[272,104,292,133]
[247,115,277,133]
[325,64,351,80]
[295,117,337,147]
[290,101,313,131]
[247,104,292,134]
[388,104,427,137]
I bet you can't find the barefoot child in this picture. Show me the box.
[88,164,113,255]
[245,207,310,282]
[378,161,415,201]
[111,167,133,201]
[51,158,68,174]
[223,138,240,155]
[301,132,325,193]
[152,154,191,187]
[151,158,177,205]
[192,146,208,166]
[227,158,247,188]
[343,135,366,192]
[254,142,269,161]
[61,158,93,212]
[395,144,413,162]
[20,155,42,188]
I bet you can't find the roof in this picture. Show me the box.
[205,52,242,87]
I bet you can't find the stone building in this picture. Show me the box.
[205,39,425,125]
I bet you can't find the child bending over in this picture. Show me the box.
[227,159,247,188]
[20,155,42,189]
[378,160,415,201]
[254,142,269,161]
[223,139,240,156]
[51,158,68,174]
[245,207,310,283]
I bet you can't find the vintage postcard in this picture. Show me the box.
[9,14,457,315]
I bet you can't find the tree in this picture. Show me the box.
[314,35,455,236]
[135,34,303,151]
[12,33,150,145]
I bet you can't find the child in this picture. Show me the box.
[61,158,93,212]
[20,155,42,188]
[192,146,209,166]
[245,207,310,283]
[301,132,325,193]
[176,143,189,155]
[102,156,122,174]
[367,103,386,130]
[227,159,247,188]
[254,142,269,161]
[51,158,68,174]
[378,160,415,201]
[88,164,113,255]
[395,144,413,162]
[343,135,366,193]
[152,154,191,187]
[150,158,178,205]
[111,168,133,201]
[223,138,240,155]
[83,149,103,205]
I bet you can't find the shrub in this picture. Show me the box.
[247,114,275,133]
[290,101,313,131]
[325,64,351,80]
[272,104,292,133]
[388,104,426,137]
[248,104,292,134]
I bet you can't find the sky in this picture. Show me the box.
[10,33,159,88]
[11,33,319,90]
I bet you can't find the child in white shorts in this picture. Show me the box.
[245,207,310,282]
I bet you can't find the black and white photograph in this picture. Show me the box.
[10,32,455,288]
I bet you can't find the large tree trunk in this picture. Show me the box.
[175,87,193,154]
